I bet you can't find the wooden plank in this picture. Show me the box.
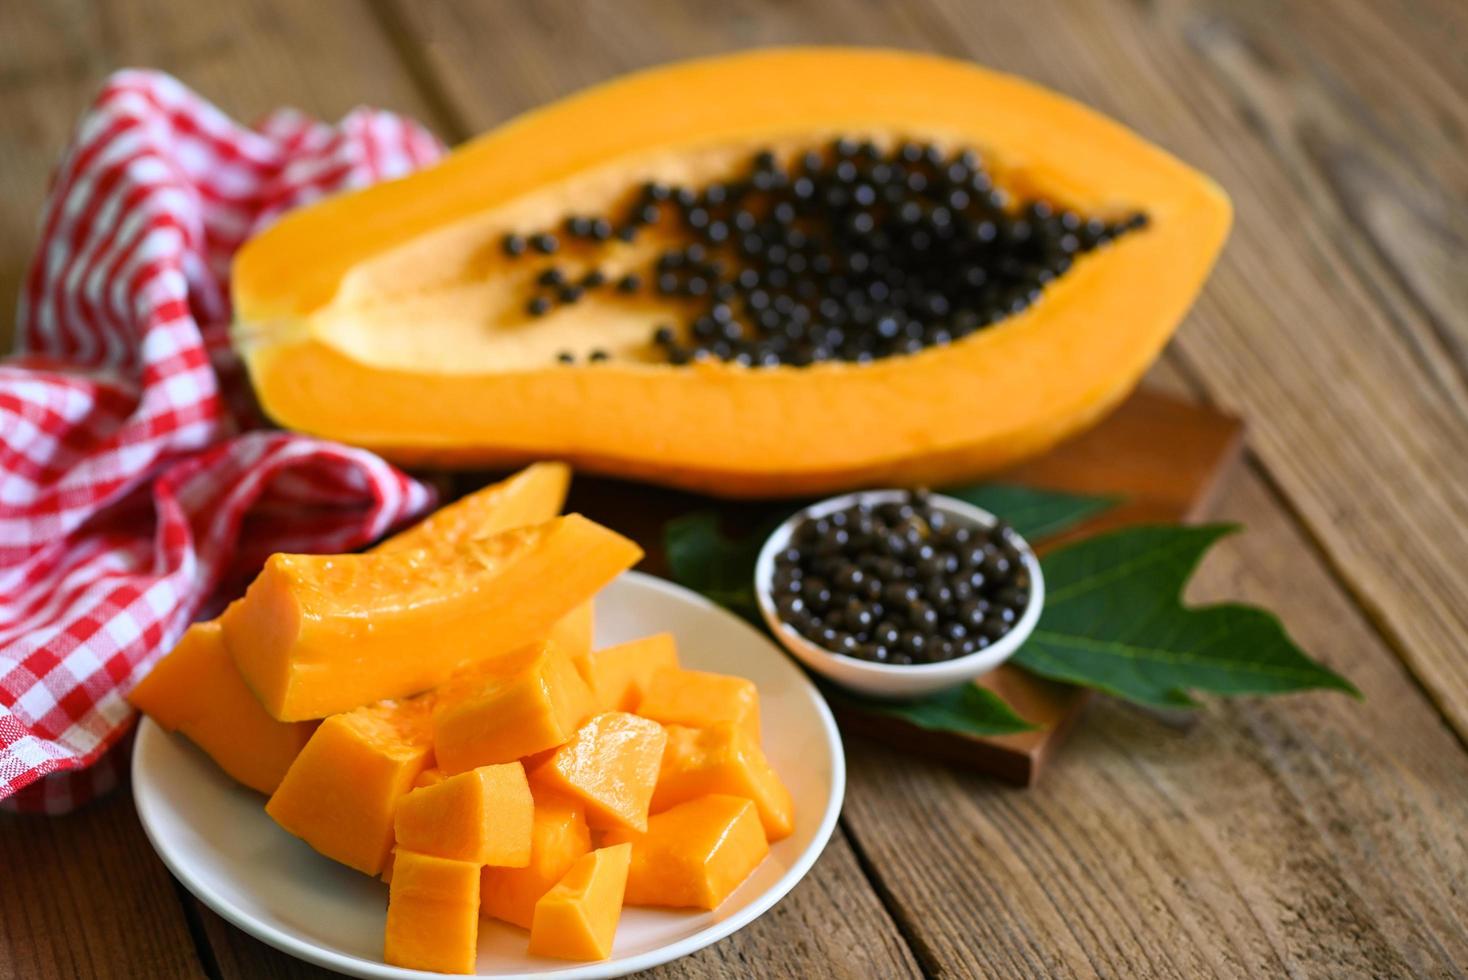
[0,788,206,980]
[0,0,448,353]
[196,829,921,979]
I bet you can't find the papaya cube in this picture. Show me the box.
[128,620,316,795]
[414,767,445,789]
[530,713,666,832]
[653,723,794,841]
[433,642,593,774]
[394,763,533,867]
[528,844,631,962]
[636,667,760,743]
[384,850,480,975]
[265,696,433,875]
[577,633,679,712]
[482,791,592,929]
[602,795,769,910]
[222,515,641,720]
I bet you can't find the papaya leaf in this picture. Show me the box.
[823,682,1037,736]
[1015,524,1359,707]
[663,511,765,623]
[943,482,1119,540]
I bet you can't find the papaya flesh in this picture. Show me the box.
[233,47,1230,497]
[129,463,569,791]
[602,794,769,910]
[528,844,631,962]
[384,849,481,975]
[481,790,593,929]
[221,514,641,720]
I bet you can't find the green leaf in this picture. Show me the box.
[663,511,766,623]
[1015,524,1359,706]
[943,482,1119,540]
[825,682,1036,736]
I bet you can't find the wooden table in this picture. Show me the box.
[3,2,1466,977]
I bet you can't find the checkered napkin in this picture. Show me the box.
[1,71,446,813]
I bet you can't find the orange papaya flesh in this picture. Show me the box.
[432,641,595,775]
[577,632,679,712]
[384,849,481,975]
[653,723,794,841]
[528,844,631,962]
[266,695,434,875]
[371,460,569,555]
[548,599,595,671]
[601,794,769,910]
[530,712,666,833]
[393,762,533,867]
[636,667,760,744]
[127,621,317,794]
[233,48,1231,498]
[128,463,571,791]
[221,514,641,720]
[481,790,593,929]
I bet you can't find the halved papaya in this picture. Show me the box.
[232,47,1230,497]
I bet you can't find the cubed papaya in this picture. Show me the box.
[433,642,594,775]
[384,850,480,975]
[265,695,433,875]
[530,713,666,833]
[602,795,769,910]
[481,790,592,929]
[222,514,641,720]
[528,844,631,962]
[577,633,679,712]
[636,667,760,743]
[393,763,533,867]
[128,620,317,795]
[653,723,794,841]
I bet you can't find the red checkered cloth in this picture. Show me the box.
[1,71,446,814]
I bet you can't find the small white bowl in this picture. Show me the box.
[754,490,1045,699]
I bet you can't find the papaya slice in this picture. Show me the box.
[481,790,593,929]
[266,695,434,875]
[528,844,631,962]
[127,621,317,794]
[602,794,769,910]
[129,463,569,790]
[653,723,794,841]
[384,849,481,975]
[233,47,1230,497]
[576,632,679,712]
[221,514,641,720]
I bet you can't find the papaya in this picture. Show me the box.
[221,514,641,720]
[129,463,569,791]
[232,47,1230,497]
[529,712,666,833]
[527,844,631,962]
[576,632,679,712]
[432,641,595,775]
[392,763,533,866]
[653,723,794,841]
[601,794,769,910]
[481,791,593,929]
[384,849,481,974]
[127,621,316,794]
[266,695,434,875]
[636,667,760,744]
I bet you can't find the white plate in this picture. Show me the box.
[133,571,845,979]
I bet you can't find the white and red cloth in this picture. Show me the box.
[1,71,446,813]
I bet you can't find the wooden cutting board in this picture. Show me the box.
[448,386,1243,786]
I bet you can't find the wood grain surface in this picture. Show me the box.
[2,1,1466,978]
